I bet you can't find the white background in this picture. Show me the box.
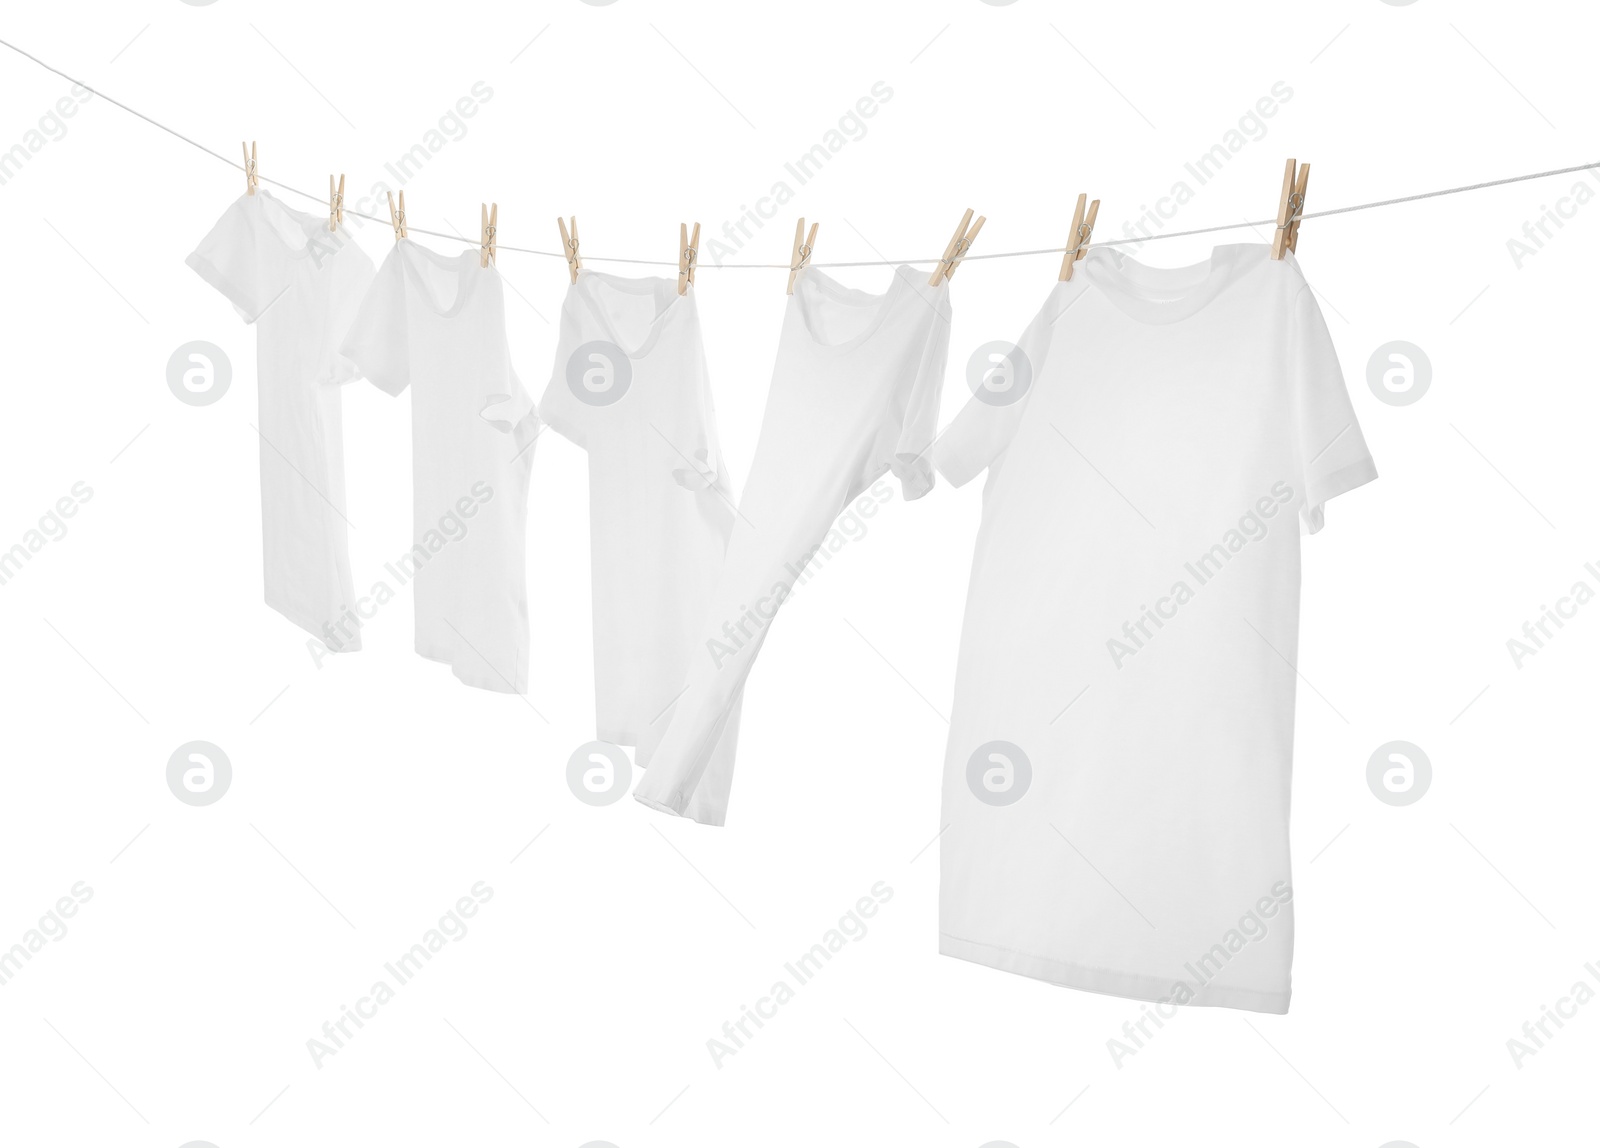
[1,1,1597,1145]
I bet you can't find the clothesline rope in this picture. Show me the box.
[5,36,1598,269]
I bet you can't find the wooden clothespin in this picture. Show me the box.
[480,202,498,268]
[786,217,818,295]
[329,174,345,232]
[929,208,986,286]
[1271,158,1311,259]
[386,190,407,241]
[1058,193,1101,281]
[677,221,700,295]
[557,216,582,283]
[241,141,259,196]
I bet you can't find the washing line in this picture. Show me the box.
[2,36,1595,269]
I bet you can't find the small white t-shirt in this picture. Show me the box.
[932,245,1376,1013]
[633,265,951,824]
[340,240,539,693]
[186,190,375,649]
[538,272,736,757]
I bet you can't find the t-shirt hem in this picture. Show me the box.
[929,438,983,490]
[1303,456,1379,535]
[850,454,933,504]
[939,932,1290,1014]
[632,790,725,827]
[891,454,936,501]
[185,250,268,324]
[598,723,639,748]
[265,595,361,653]
[322,355,364,388]
[534,396,588,452]
[414,644,528,695]
[364,370,410,399]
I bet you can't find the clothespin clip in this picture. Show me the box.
[329,174,345,232]
[387,191,407,241]
[1058,193,1100,281]
[677,221,700,295]
[786,217,818,295]
[1271,158,1310,259]
[929,208,985,286]
[241,141,259,196]
[557,216,582,283]
[480,202,498,268]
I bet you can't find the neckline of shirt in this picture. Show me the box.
[790,265,935,356]
[1078,243,1269,325]
[396,239,491,319]
[249,189,337,261]
[573,269,690,360]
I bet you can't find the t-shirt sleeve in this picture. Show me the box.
[930,305,1056,488]
[481,364,540,438]
[319,244,378,388]
[1288,280,1378,534]
[339,249,411,397]
[888,303,951,501]
[185,195,295,323]
[535,334,596,451]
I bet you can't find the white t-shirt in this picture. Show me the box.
[538,272,736,758]
[186,191,375,649]
[634,265,951,824]
[340,240,539,694]
[932,245,1377,1013]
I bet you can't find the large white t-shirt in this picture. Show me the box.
[932,245,1376,1013]
[538,272,737,759]
[634,265,950,824]
[340,240,539,693]
[186,191,375,649]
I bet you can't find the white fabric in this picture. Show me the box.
[340,240,539,693]
[932,245,1377,1013]
[539,272,737,760]
[634,265,951,825]
[186,190,374,648]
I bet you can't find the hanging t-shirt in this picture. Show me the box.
[538,271,738,760]
[931,244,1377,1013]
[633,265,951,825]
[186,190,375,649]
[340,240,539,693]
